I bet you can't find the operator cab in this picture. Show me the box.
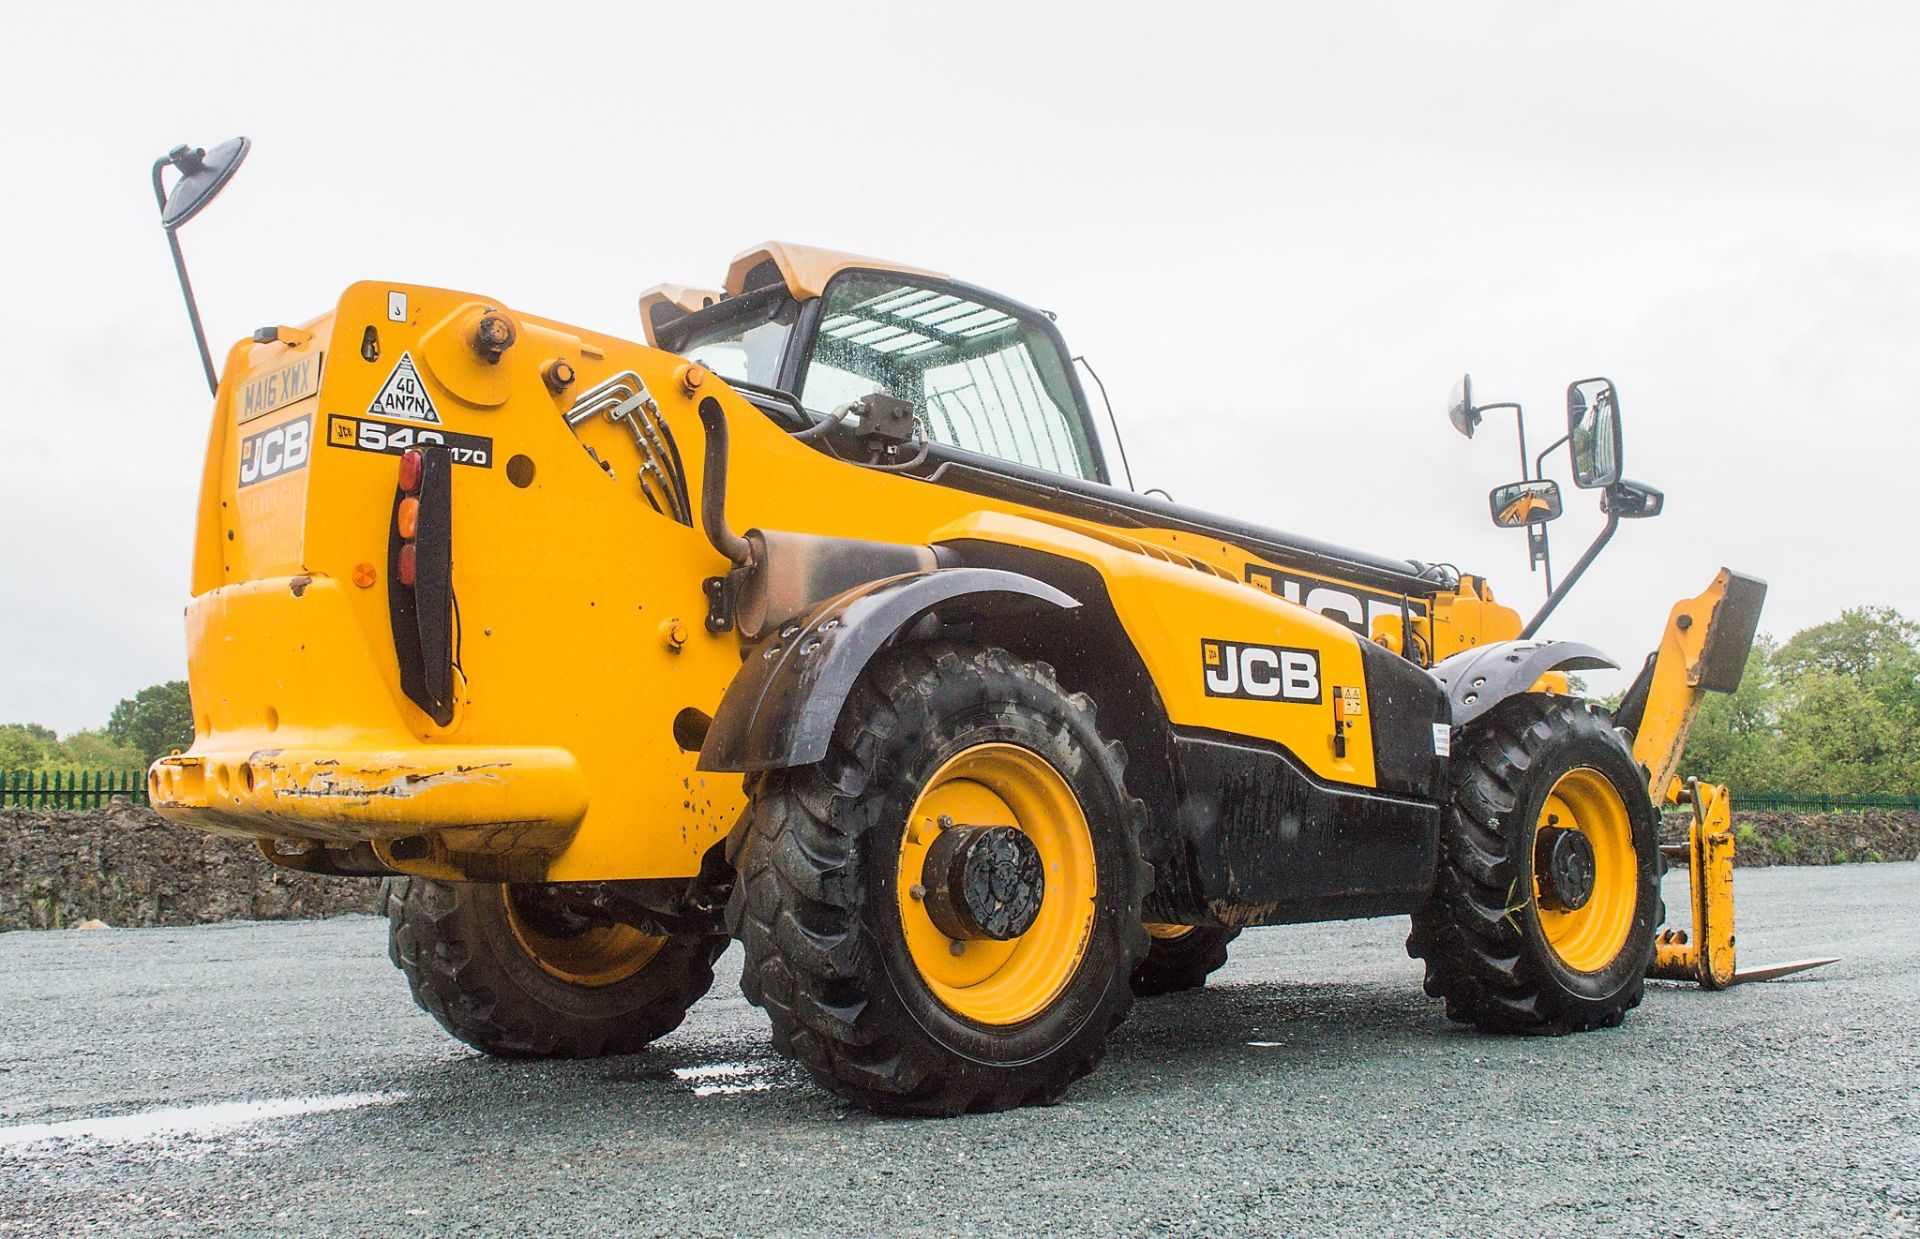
[641,244,1440,608]
[641,243,1109,484]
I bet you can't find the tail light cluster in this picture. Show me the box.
[395,448,423,587]
[387,446,456,726]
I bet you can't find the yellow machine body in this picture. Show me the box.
[152,268,1532,886]
[151,240,1779,972]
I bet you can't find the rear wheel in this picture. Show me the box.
[730,642,1150,1115]
[1407,695,1659,1033]
[1130,924,1240,996]
[385,877,724,1057]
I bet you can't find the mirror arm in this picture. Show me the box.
[1520,510,1619,639]
[152,154,219,397]
[1533,431,1569,483]
[1473,401,1529,479]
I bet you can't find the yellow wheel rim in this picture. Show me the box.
[1145,923,1194,941]
[896,743,1097,1026]
[1533,768,1636,973]
[501,886,666,988]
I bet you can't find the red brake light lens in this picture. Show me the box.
[397,542,416,587]
[398,449,424,493]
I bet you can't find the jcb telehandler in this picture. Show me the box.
[145,139,1828,1115]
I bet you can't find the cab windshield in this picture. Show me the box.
[799,273,1098,481]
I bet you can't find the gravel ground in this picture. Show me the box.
[1,863,1914,1238]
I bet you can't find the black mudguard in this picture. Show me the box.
[696,568,1078,773]
[1429,639,1617,728]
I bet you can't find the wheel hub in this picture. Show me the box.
[921,824,1045,941]
[1536,825,1597,912]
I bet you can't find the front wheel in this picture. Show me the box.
[1407,695,1660,1034]
[730,643,1150,1115]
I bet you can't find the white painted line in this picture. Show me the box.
[671,1063,762,1082]
[692,1081,777,1097]
[0,1091,405,1151]
[672,1062,786,1097]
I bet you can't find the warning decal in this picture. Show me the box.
[367,351,440,423]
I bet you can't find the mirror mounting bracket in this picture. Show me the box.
[151,137,251,396]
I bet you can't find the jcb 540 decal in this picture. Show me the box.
[238,414,313,488]
[1202,639,1322,703]
[327,415,493,467]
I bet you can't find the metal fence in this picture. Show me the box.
[0,770,1913,815]
[1736,791,1920,813]
[1,769,150,809]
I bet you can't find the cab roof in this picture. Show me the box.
[638,241,946,346]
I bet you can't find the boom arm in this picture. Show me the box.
[1622,568,1767,805]
[1625,569,1837,988]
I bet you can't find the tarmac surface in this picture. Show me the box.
[2,863,1915,1237]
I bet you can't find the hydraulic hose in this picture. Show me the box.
[695,398,754,567]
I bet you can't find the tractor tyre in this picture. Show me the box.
[730,642,1151,1115]
[1407,694,1660,1034]
[1130,925,1240,997]
[384,876,725,1058]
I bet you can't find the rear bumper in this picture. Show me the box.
[151,746,586,852]
[150,575,586,854]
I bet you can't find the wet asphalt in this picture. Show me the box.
[1,863,1915,1238]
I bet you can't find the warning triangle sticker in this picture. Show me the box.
[367,351,441,424]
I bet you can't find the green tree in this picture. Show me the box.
[105,681,195,765]
[59,729,147,771]
[1683,634,1780,791]
[1772,608,1920,795]
[0,723,57,771]
[1773,607,1920,684]
[1674,608,1920,797]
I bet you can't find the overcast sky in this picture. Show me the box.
[3,2,1918,733]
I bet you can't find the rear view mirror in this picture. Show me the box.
[157,137,250,231]
[1567,378,1623,489]
[1489,479,1563,528]
[1448,374,1479,438]
[1603,478,1664,519]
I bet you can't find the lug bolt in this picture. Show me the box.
[949,940,965,956]
[909,883,926,901]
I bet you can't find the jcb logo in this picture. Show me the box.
[238,414,312,489]
[1201,640,1322,703]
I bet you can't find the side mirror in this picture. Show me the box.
[1567,377,1623,489]
[1489,479,1563,529]
[157,138,250,232]
[1603,478,1664,519]
[1448,374,1479,438]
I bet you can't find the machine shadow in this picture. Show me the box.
[356,974,1457,1125]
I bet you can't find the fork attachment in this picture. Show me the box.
[1649,778,1838,988]
[1650,779,1739,988]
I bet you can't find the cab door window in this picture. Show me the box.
[798,273,1099,480]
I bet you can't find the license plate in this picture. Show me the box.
[237,352,324,424]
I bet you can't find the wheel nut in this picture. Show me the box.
[909,883,926,901]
